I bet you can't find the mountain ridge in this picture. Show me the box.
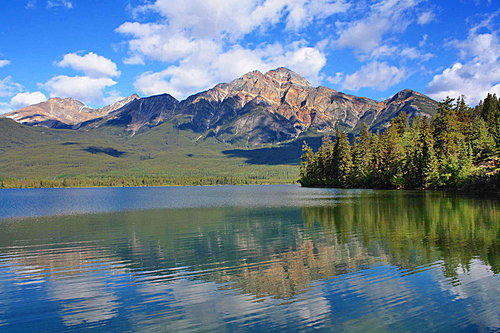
[3,94,140,129]
[2,68,439,144]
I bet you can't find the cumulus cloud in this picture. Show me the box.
[0,60,10,68]
[427,14,500,105]
[43,75,117,105]
[57,52,120,78]
[332,0,424,53]
[10,91,47,108]
[0,76,23,98]
[427,63,500,105]
[134,0,349,40]
[39,51,123,106]
[118,0,345,98]
[134,44,327,99]
[343,61,407,91]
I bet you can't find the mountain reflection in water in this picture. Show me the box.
[0,187,497,331]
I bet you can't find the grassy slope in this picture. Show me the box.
[0,118,303,182]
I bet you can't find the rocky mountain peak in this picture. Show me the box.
[98,94,141,114]
[47,97,86,107]
[264,67,311,87]
[387,89,423,102]
[3,94,141,128]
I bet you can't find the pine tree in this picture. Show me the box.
[320,134,335,186]
[381,122,406,188]
[479,93,499,150]
[331,131,353,187]
[470,117,496,160]
[299,141,315,186]
[370,132,386,188]
[391,111,409,135]
[352,124,373,187]
[404,117,438,189]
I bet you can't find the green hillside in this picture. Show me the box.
[0,118,312,184]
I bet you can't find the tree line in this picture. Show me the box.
[0,175,292,189]
[299,94,499,194]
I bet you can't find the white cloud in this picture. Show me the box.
[40,52,122,106]
[0,60,10,68]
[119,0,344,98]
[102,90,126,106]
[134,0,349,41]
[427,63,500,105]
[25,0,36,9]
[327,72,344,85]
[366,45,433,62]
[343,61,407,91]
[43,75,117,105]
[57,52,120,78]
[10,91,47,108]
[417,10,434,25]
[0,76,23,98]
[427,14,500,105]
[117,22,218,64]
[332,0,423,53]
[400,47,434,61]
[419,34,428,47]
[46,0,73,9]
[134,44,327,99]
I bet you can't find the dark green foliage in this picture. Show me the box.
[299,95,499,195]
[351,124,373,187]
[476,93,500,150]
[0,175,292,189]
[330,131,353,187]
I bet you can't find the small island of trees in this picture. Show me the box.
[299,94,499,195]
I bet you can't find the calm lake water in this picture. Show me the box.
[0,185,498,332]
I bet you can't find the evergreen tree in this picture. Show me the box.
[298,93,497,193]
[331,132,353,187]
[404,117,438,189]
[381,122,406,188]
[299,141,315,186]
[470,117,496,160]
[479,93,499,150]
[391,111,409,135]
[352,124,373,187]
[320,134,335,186]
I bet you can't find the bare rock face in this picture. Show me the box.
[356,89,439,132]
[3,94,139,128]
[79,93,179,133]
[178,68,385,143]
[3,68,439,145]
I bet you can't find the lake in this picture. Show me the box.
[0,185,498,332]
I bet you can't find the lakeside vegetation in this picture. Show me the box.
[0,175,293,189]
[299,94,500,195]
[0,119,299,188]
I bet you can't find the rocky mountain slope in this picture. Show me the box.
[3,94,139,128]
[3,68,438,144]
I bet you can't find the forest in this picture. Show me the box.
[299,93,499,195]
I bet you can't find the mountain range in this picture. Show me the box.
[0,67,440,181]
[3,67,438,145]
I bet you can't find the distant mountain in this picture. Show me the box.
[3,68,438,144]
[77,93,179,132]
[3,94,139,128]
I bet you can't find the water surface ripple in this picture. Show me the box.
[0,185,498,332]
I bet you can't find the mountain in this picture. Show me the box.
[0,68,443,182]
[77,93,179,132]
[3,94,139,129]
[3,68,438,144]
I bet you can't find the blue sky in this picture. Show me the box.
[0,0,498,111]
